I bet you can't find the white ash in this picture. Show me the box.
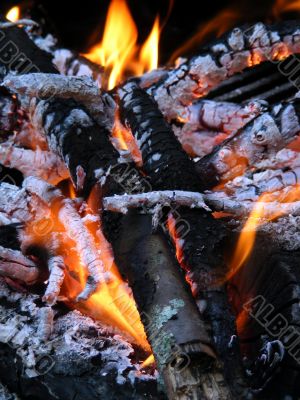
[37,307,54,342]
[0,279,156,390]
[103,190,210,214]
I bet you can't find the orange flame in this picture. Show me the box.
[6,6,20,22]
[26,182,150,351]
[85,0,159,89]
[227,184,300,281]
[272,0,300,19]
[112,110,142,164]
[141,354,155,368]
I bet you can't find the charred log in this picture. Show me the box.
[0,17,57,76]
[118,81,250,397]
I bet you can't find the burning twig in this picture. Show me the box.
[103,190,300,220]
[150,21,300,120]
[103,190,210,213]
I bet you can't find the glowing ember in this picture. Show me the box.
[85,0,160,89]
[167,214,195,292]
[6,6,20,22]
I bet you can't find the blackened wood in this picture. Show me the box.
[0,16,57,76]
[0,88,19,141]
[118,81,250,398]
[206,56,300,103]
[34,98,119,194]
[228,235,300,399]
[105,210,232,400]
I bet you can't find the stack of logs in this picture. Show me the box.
[1,14,300,400]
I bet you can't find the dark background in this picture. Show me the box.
[0,0,283,64]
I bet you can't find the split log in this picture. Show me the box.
[0,279,161,400]
[149,21,300,120]
[118,81,250,398]
[195,98,300,189]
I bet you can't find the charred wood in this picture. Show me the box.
[119,81,250,398]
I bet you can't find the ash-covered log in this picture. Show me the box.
[118,81,250,398]
[149,21,300,120]
[195,97,300,189]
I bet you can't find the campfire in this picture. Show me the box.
[1,0,300,399]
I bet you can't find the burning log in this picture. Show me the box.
[195,98,300,188]
[0,143,69,185]
[118,81,250,397]
[149,21,300,120]
[206,55,300,103]
[177,99,267,136]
